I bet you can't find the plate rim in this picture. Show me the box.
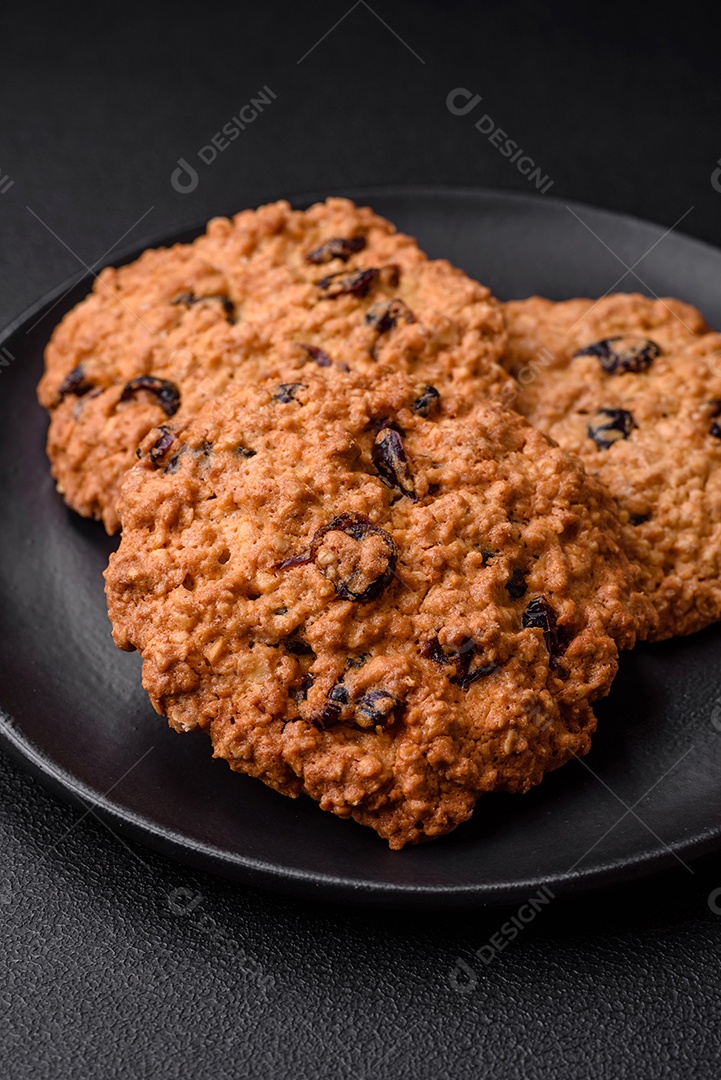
[3,182,721,908]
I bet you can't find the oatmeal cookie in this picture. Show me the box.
[38,198,510,532]
[502,293,721,639]
[104,370,655,848]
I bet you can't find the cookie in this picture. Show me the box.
[104,369,654,848]
[502,293,721,639]
[38,198,510,533]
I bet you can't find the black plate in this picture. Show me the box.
[3,185,721,908]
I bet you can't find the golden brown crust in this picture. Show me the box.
[104,370,655,848]
[39,198,510,532]
[502,293,721,639]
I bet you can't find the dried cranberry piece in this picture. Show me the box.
[58,365,93,400]
[119,376,180,417]
[301,344,333,368]
[273,382,306,403]
[365,298,415,334]
[412,386,441,418]
[372,427,416,500]
[305,236,367,264]
[587,408,637,450]
[356,689,400,727]
[173,291,234,321]
[574,336,660,375]
[505,568,528,599]
[317,268,379,299]
[522,596,564,663]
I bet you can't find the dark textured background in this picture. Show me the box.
[2,2,721,1076]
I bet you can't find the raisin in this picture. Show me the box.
[295,672,314,703]
[372,427,416,500]
[707,400,721,439]
[317,268,379,299]
[273,382,306,403]
[629,512,651,526]
[412,386,441,418]
[235,446,256,459]
[119,375,181,417]
[447,639,497,689]
[276,513,397,602]
[522,596,563,663]
[305,236,366,264]
[58,365,93,400]
[274,552,314,571]
[148,425,175,464]
[163,449,185,474]
[315,683,350,728]
[453,662,499,690]
[365,298,415,334]
[311,514,397,602]
[312,513,396,602]
[587,408,637,450]
[284,637,315,656]
[574,336,660,375]
[421,636,497,690]
[420,637,447,665]
[173,291,234,321]
[346,653,370,669]
[301,344,333,368]
[356,689,400,727]
[506,568,528,599]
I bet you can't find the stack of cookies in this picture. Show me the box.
[37,199,721,848]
